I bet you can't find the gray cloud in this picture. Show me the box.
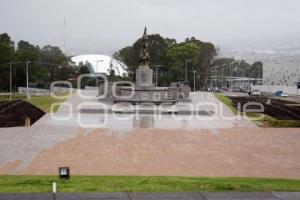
[1,0,300,55]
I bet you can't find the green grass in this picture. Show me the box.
[0,94,70,113]
[214,93,238,114]
[267,119,300,127]
[0,176,299,193]
[25,95,68,113]
[214,93,300,127]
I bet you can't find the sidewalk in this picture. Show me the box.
[0,192,299,200]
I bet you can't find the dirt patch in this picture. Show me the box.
[0,100,45,127]
[228,96,300,120]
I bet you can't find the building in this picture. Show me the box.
[71,54,128,77]
[250,55,300,95]
[262,55,300,87]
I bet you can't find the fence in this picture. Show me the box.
[17,87,75,96]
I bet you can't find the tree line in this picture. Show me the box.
[113,34,263,89]
[0,33,93,91]
[0,32,263,92]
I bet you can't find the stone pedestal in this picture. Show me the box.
[136,68,153,87]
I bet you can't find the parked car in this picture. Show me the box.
[275,91,288,97]
[249,89,261,96]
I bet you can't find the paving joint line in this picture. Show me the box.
[127,192,133,200]
[271,191,284,200]
[198,192,208,200]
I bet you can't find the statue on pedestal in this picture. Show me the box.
[136,27,153,87]
[98,27,190,104]
[138,27,150,69]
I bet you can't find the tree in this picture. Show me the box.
[165,42,200,80]
[0,33,14,63]
[115,34,173,78]
[210,58,263,88]
[114,46,135,76]
[114,34,217,89]
[14,40,42,88]
[0,33,15,91]
[165,38,216,89]
[0,33,90,90]
[75,61,94,89]
[251,61,263,78]
[15,40,40,62]
[40,45,69,81]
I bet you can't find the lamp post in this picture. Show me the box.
[26,61,30,99]
[230,62,233,91]
[225,61,236,91]
[155,65,162,87]
[185,60,190,81]
[5,61,60,99]
[95,60,103,73]
[193,70,196,92]
[9,62,12,100]
[95,60,103,86]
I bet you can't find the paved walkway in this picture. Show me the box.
[0,192,299,200]
[1,128,299,178]
[35,91,255,129]
[0,91,299,178]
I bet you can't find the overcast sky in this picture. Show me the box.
[1,0,300,55]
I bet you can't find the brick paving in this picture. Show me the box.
[3,127,297,179]
[0,91,299,178]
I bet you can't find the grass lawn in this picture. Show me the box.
[214,93,238,115]
[0,94,70,113]
[0,176,299,193]
[25,95,69,113]
[214,93,300,127]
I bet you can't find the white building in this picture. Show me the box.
[71,54,128,77]
[262,55,300,87]
[251,55,300,95]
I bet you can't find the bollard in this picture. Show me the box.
[52,182,56,200]
[25,116,31,127]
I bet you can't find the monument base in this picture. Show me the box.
[135,68,153,87]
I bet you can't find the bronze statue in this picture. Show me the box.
[138,27,150,69]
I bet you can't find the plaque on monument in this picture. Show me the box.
[136,68,153,87]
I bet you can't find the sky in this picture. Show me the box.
[1,0,300,56]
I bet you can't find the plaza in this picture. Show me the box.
[0,90,299,179]
[1,1,300,197]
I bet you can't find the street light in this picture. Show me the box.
[9,62,12,100]
[193,70,196,92]
[155,65,162,87]
[209,64,227,89]
[226,61,236,91]
[185,60,190,81]
[4,61,61,100]
[26,61,30,99]
[95,60,103,86]
[7,61,25,100]
[95,60,103,73]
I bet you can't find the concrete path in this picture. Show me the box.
[1,91,298,177]
[35,91,256,129]
[0,192,299,200]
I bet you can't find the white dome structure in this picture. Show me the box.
[71,54,128,77]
